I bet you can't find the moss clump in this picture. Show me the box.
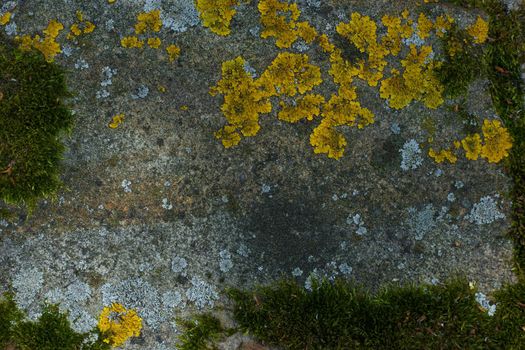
[0,293,111,350]
[0,32,74,213]
[435,24,487,98]
[0,293,23,348]
[227,278,503,349]
[177,313,229,350]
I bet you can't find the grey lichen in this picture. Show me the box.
[466,195,505,225]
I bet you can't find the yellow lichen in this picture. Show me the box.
[434,14,454,38]
[98,303,142,348]
[381,14,413,56]
[257,52,322,97]
[480,119,512,163]
[416,13,433,40]
[136,9,162,33]
[147,37,162,49]
[108,114,125,129]
[317,34,335,53]
[428,147,458,163]
[195,0,238,36]
[278,94,325,123]
[336,13,388,86]
[16,20,63,62]
[466,16,489,44]
[166,44,181,62]
[310,119,347,160]
[68,11,96,39]
[310,85,374,159]
[0,12,11,25]
[211,56,272,147]
[258,0,317,48]
[461,133,482,160]
[121,36,145,48]
[83,21,96,34]
[380,45,444,109]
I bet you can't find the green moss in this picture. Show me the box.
[177,313,229,350]
[435,24,487,98]
[0,293,110,350]
[0,293,23,348]
[0,33,74,214]
[226,278,501,349]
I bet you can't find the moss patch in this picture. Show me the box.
[0,294,110,350]
[0,33,74,213]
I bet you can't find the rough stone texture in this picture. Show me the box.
[0,0,518,349]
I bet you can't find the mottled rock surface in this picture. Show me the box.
[0,0,517,349]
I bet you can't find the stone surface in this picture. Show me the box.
[0,0,518,349]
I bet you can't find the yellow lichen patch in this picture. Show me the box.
[480,119,512,163]
[83,21,96,34]
[317,34,335,53]
[310,119,347,160]
[428,147,458,163]
[98,303,142,348]
[108,114,125,129]
[136,9,162,33]
[381,14,413,56]
[416,13,433,40]
[67,11,96,39]
[211,56,272,147]
[121,36,145,48]
[380,45,444,109]
[258,0,317,48]
[336,13,389,86]
[0,12,11,25]
[467,16,489,44]
[16,20,63,62]
[157,84,167,93]
[195,0,238,36]
[108,0,116,3]
[328,49,359,87]
[257,52,322,97]
[322,85,375,129]
[278,94,325,123]
[337,13,377,53]
[147,37,162,49]
[434,14,454,38]
[166,44,181,61]
[461,133,482,160]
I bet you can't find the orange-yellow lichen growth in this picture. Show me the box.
[0,12,11,25]
[416,13,433,40]
[211,56,272,148]
[166,44,181,62]
[257,52,322,97]
[480,119,512,163]
[98,303,142,348]
[258,0,318,48]
[461,133,482,160]
[195,0,239,36]
[67,11,96,39]
[108,114,125,129]
[121,36,145,48]
[381,14,413,56]
[336,13,388,86]
[434,14,454,38]
[136,9,162,33]
[428,147,458,164]
[147,37,162,49]
[309,85,374,159]
[16,20,64,62]
[467,16,489,44]
[278,94,325,123]
[310,119,347,160]
[380,45,444,109]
